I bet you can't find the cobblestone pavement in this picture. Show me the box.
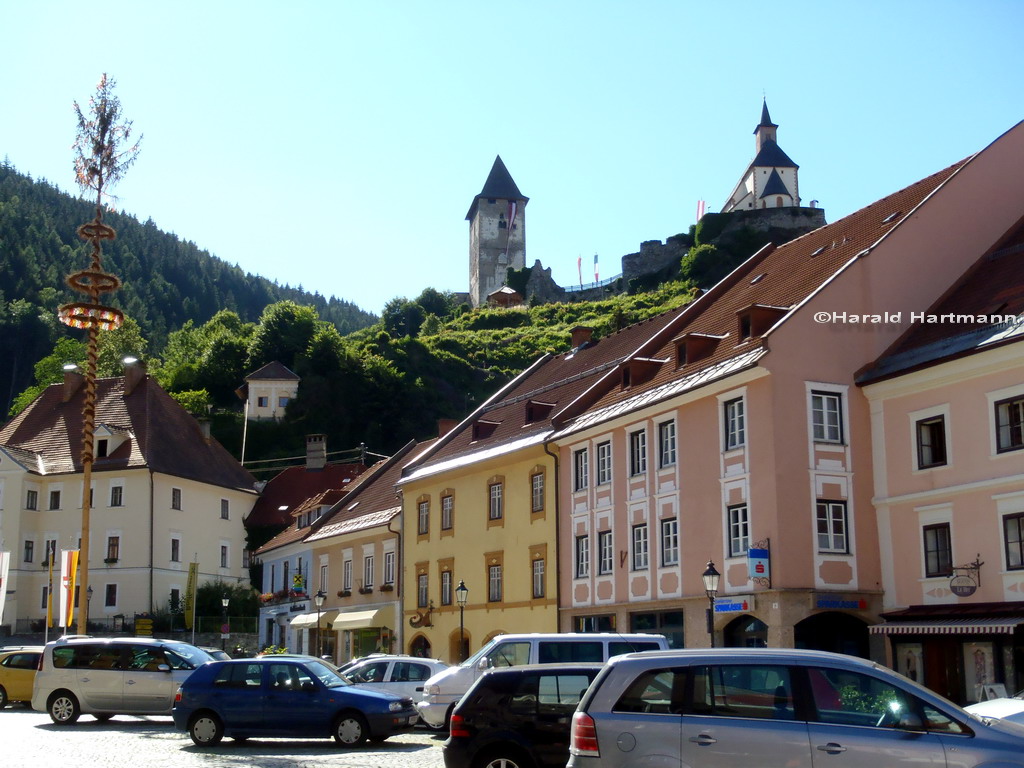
[0,705,447,768]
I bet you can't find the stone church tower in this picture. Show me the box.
[467,156,528,307]
[722,100,801,213]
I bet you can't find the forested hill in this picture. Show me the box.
[0,162,376,401]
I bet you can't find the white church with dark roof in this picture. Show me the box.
[722,100,802,212]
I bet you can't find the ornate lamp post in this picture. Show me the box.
[314,590,326,657]
[702,561,721,648]
[455,580,469,662]
[221,594,230,652]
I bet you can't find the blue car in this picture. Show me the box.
[172,657,418,747]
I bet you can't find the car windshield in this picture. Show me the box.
[166,644,215,668]
[306,660,350,688]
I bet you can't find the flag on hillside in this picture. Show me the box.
[696,199,706,221]
[594,253,599,282]
[183,561,199,630]
[59,549,79,629]
[0,552,9,626]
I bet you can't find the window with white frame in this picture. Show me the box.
[811,391,844,443]
[531,472,544,513]
[26,489,38,510]
[384,551,395,584]
[629,430,647,475]
[816,500,848,553]
[596,441,612,485]
[575,535,590,578]
[1004,512,1024,570]
[220,544,229,568]
[106,535,120,561]
[171,488,182,510]
[23,539,34,563]
[417,500,430,535]
[923,523,952,577]
[363,554,375,587]
[632,524,649,569]
[417,573,429,607]
[110,484,124,507]
[574,448,589,491]
[437,570,450,605]
[728,504,749,557]
[105,583,117,608]
[488,564,503,602]
[661,518,679,566]
[916,416,947,468]
[319,563,328,591]
[995,396,1024,453]
[170,537,181,563]
[532,558,545,598]
[659,420,677,468]
[220,499,229,519]
[489,482,503,520]
[343,559,352,591]
[724,398,745,450]
[441,495,454,529]
[598,531,613,574]
[49,490,61,510]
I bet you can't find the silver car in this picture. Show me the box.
[569,648,1024,768]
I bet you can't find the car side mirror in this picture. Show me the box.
[302,681,316,693]
[158,664,171,673]
[898,711,925,730]
[478,658,492,671]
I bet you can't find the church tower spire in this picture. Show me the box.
[466,156,528,308]
[755,98,778,152]
[722,100,801,213]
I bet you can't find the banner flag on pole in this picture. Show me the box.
[0,552,9,626]
[184,562,199,630]
[696,199,706,221]
[59,549,79,629]
[577,255,582,286]
[47,548,55,627]
[594,253,599,282]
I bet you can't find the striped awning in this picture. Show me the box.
[870,618,1023,635]
[289,610,339,629]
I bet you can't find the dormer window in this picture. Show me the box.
[739,314,752,340]
[736,304,791,341]
[525,400,555,424]
[97,439,109,458]
[621,358,665,389]
[473,420,500,441]
[673,333,726,368]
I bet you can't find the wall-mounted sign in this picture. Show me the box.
[949,574,978,597]
[747,548,770,580]
[714,595,755,614]
[814,594,867,611]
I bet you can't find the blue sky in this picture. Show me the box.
[2,1,1021,317]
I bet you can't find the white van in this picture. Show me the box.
[416,632,668,729]
[32,636,214,723]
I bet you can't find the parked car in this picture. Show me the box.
[568,648,1024,768]
[255,652,342,673]
[418,633,668,730]
[0,646,44,708]
[965,689,1024,725]
[345,655,448,700]
[200,647,232,661]
[444,664,603,768]
[31,636,214,724]
[172,657,418,746]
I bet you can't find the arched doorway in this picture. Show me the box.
[795,612,869,658]
[724,614,768,647]
[409,634,432,658]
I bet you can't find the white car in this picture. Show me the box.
[344,655,448,701]
[965,691,1024,725]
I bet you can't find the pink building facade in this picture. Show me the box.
[550,122,1024,680]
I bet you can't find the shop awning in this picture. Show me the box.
[289,610,339,629]
[869,618,1023,635]
[331,608,384,631]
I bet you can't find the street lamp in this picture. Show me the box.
[702,561,720,648]
[221,594,230,652]
[455,580,469,662]
[314,589,326,657]
[86,585,93,631]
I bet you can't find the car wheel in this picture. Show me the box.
[189,712,224,747]
[333,711,369,746]
[476,747,536,768]
[0,685,8,709]
[48,691,81,725]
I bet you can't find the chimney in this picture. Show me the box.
[198,418,213,443]
[63,368,85,402]
[306,434,327,470]
[124,358,147,396]
[437,419,458,438]
[570,326,594,348]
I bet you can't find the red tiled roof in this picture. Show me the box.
[245,361,299,381]
[0,375,256,492]
[245,461,366,528]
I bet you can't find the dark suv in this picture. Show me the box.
[443,664,602,768]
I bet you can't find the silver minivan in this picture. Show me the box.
[569,648,1024,768]
[32,636,213,723]
[418,632,668,729]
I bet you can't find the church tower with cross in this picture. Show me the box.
[722,100,802,213]
[466,156,528,307]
